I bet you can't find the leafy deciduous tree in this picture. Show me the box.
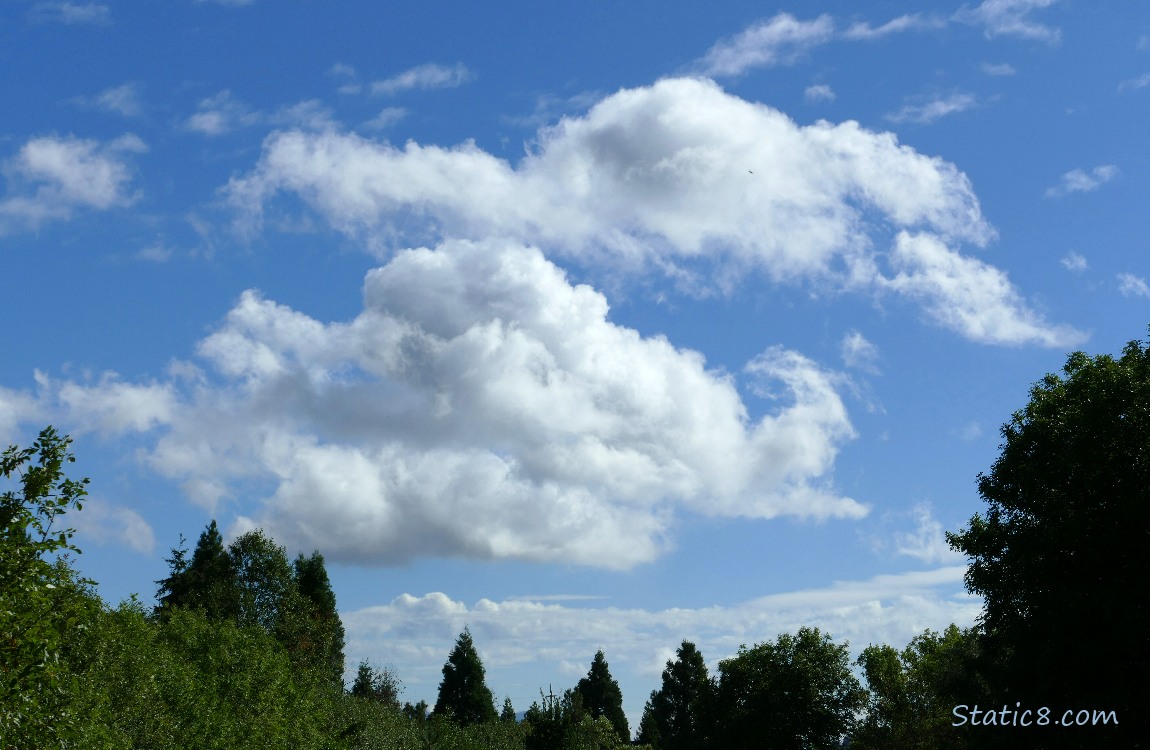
[948,335,1150,747]
[713,627,864,750]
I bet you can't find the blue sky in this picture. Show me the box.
[2,0,1147,731]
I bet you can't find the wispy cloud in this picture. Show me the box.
[183,90,261,136]
[804,84,836,103]
[362,107,408,131]
[71,82,144,117]
[28,1,110,25]
[699,13,836,76]
[980,62,1017,76]
[1118,73,1150,93]
[954,0,1062,43]
[371,63,473,96]
[1045,164,1119,197]
[1118,273,1150,298]
[894,504,967,564]
[1060,252,1087,272]
[73,500,156,554]
[887,93,978,124]
[842,14,944,41]
[841,331,880,374]
[1,134,145,232]
[342,567,979,722]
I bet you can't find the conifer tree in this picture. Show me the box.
[433,627,497,726]
[501,696,516,722]
[156,520,238,620]
[574,649,630,743]
[293,551,346,684]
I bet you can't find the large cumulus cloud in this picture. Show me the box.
[227,77,1080,346]
[141,238,863,568]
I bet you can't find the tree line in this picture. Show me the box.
[4,331,1150,748]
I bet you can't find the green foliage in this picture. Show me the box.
[434,628,498,727]
[293,551,347,685]
[713,627,865,750]
[948,334,1150,745]
[501,696,516,723]
[573,650,629,744]
[854,625,985,750]
[0,427,94,750]
[352,659,403,709]
[523,687,625,750]
[155,520,239,621]
[641,640,715,750]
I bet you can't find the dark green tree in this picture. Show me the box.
[713,627,864,750]
[433,627,497,726]
[350,659,402,708]
[292,551,346,684]
[948,335,1150,747]
[642,641,715,750]
[155,520,238,621]
[574,650,630,743]
[501,696,517,722]
[853,625,985,750]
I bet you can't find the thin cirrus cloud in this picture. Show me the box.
[953,0,1062,43]
[70,82,144,118]
[370,63,473,96]
[342,565,979,720]
[697,13,836,76]
[228,77,1080,347]
[27,2,110,24]
[0,133,146,232]
[1117,273,1150,299]
[1044,165,1119,198]
[697,12,942,78]
[804,84,836,103]
[886,93,978,124]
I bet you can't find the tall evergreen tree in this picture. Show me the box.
[500,696,516,723]
[645,641,716,750]
[155,520,238,620]
[574,650,630,743]
[292,551,346,684]
[433,627,497,726]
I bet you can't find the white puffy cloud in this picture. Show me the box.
[27,370,176,436]
[343,566,980,725]
[138,238,864,568]
[1118,273,1150,299]
[698,13,836,76]
[887,93,978,124]
[954,0,1062,43]
[1044,165,1119,197]
[370,63,473,96]
[0,134,145,231]
[228,77,1078,348]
